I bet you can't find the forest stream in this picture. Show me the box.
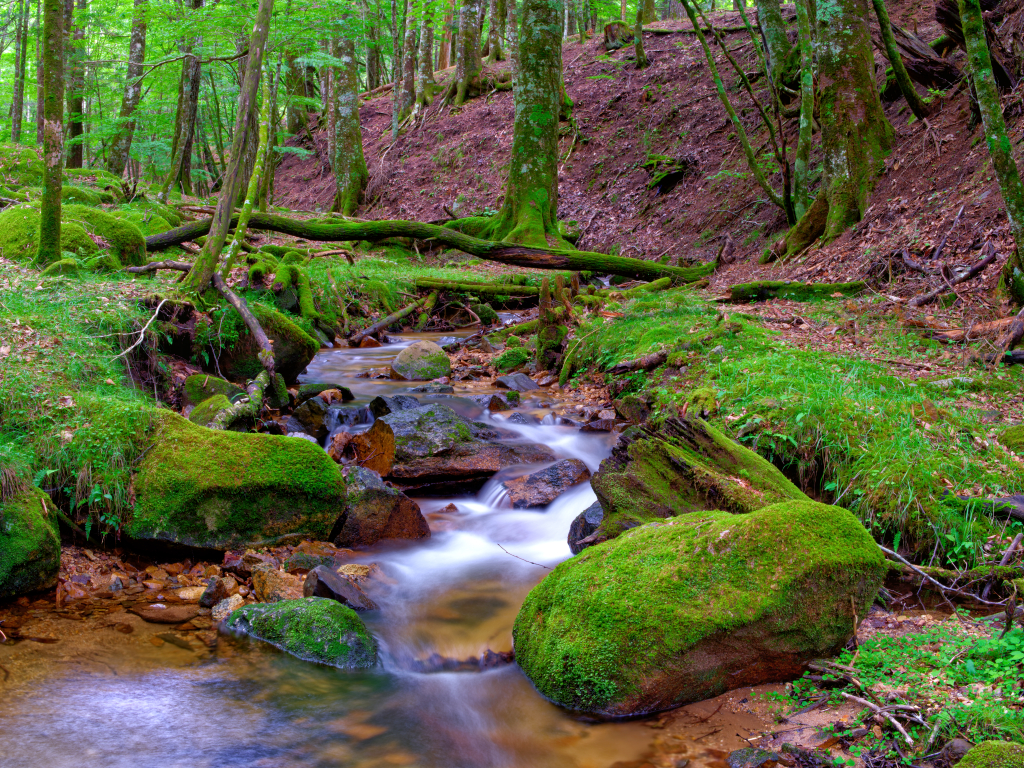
[0,332,772,768]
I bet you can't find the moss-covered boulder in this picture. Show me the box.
[957,741,1024,767]
[999,425,1024,454]
[218,304,319,384]
[225,597,378,668]
[0,143,44,186]
[379,403,476,462]
[513,500,886,717]
[129,412,347,549]
[39,258,81,277]
[63,204,146,266]
[0,205,98,263]
[188,394,231,425]
[389,340,451,381]
[183,374,244,407]
[493,347,531,372]
[587,416,808,547]
[0,486,61,598]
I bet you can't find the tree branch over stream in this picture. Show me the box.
[144,213,715,283]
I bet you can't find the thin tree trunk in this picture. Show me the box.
[485,0,503,62]
[36,0,45,144]
[399,5,418,119]
[872,0,929,119]
[449,0,484,105]
[182,0,274,294]
[332,37,369,214]
[621,0,627,20]
[438,0,454,69]
[506,0,518,79]
[793,0,813,217]
[11,0,29,143]
[65,0,85,168]
[416,6,438,110]
[38,0,64,264]
[634,0,648,67]
[159,0,203,201]
[960,0,1024,303]
[390,0,405,137]
[106,0,147,178]
[755,0,791,88]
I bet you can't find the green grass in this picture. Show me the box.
[569,288,1024,557]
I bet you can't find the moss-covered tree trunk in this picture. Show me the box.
[476,0,566,246]
[106,0,147,178]
[181,0,274,294]
[485,0,505,63]
[792,0,813,217]
[960,0,1024,303]
[416,5,438,109]
[159,3,203,202]
[450,0,484,105]
[332,37,369,215]
[399,8,418,120]
[65,0,86,168]
[785,0,892,254]
[11,0,30,143]
[872,0,928,119]
[35,0,45,145]
[507,0,519,77]
[642,0,656,22]
[634,0,648,68]
[38,0,64,264]
[755,0,790,87]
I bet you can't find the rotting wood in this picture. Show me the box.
[349,296,427,346]
[907,242,998,307]
[126,260,192,274]
[208,369,268,430]
[414,291,438,330]
[608,349,668,374]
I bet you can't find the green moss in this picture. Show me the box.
[471,302,499,325]
[687,387,718,415]
[494,347,531,372]
[0,143,44,186]
[728,280,866,303]
[957,741,1024,768]
[82,252,123,272]
[0,486,61,598]
[129,412,347,549]
[999,425,1024,453]
[183,374,244,407]
[216,303,319,384]
[513,500,886,716]
[117,199,183,228]
[40,258,81,277]
[0,205,98,263]
[506,335,523,349]
[63,204,146,266]
[110,210,172,236]
[61,185,102,206]
[188,394,231,425]
[225,597,377,668]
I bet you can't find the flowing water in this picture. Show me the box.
[0,333,662,768]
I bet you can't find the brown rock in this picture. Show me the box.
[199,577,229,607]
[334,467,430,548]
[130,603,201,624]
[359,336,382,348]
[502,459,592,508]
[347,419,396,476]
[251,566,303,603]
[327,430,353,463]
[303,566,379,611]
[580,419,617,432]
[388,443,556,490]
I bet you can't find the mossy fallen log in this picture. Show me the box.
[489,318,539,339]
[349,296,427,346]
[145,213,714,284]
[724,280,866,303]
[414,291,438,331]
[414,278,540,296]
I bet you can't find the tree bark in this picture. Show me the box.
[399,5,418,120]
[106,0,147,178]
[65,0,86,168]
[793,0,813,217]
[10,0,29,143]
[36,0,45,144]
[449,0,484,105]
[484,0,504,63]
[634,1,648,68]
[148,212,718,283]
[332,37,369,215]
[506,0,519,78]
[416,6,438,109]
[755,0,791,88]
[159,0,204,202]
[871,0,929,119]
[38,0,64,264]
[642,0,657,22]
[437,0,454,69]
[960,0,1024,303]
[181,0,274,294]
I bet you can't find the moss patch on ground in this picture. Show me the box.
[130,412,347,549]
[0,205,99,263]
[957,741,1024,767]
[513,500,885,717]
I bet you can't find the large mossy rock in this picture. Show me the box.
[380,403,476,462]
[0,486,61,598]
[333,466,430,547]
[513,500,885,717]
[0,205,98,263]
[587,416,808,548]
[389,340,451,381]
[63,205,147,266]
[957,741,1024,767]
[129,412,347,549]
[217,304,318,384]
[225,597,378,668]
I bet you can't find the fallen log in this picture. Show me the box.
[929,316,1016,342]
[722,280,866,303]
[208,370,269,430]
[907,243,998,308]
[145,213,713,284]
[349,296,427,346]
[126,259,193,274]
[414,278,540,296]
[489,318,539,339]
[414,291,438,331]
[608,349,668,374]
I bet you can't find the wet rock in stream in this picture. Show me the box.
[501,459,592,508]
[369,394,421,418]
[303,565,378,611]
[568,501,606,554]
[407,648,515,673]
[495,373,539,391]
[389,340,451,381]
[129,603,201,624]
[333,466,430,548]
[292,395,330,440]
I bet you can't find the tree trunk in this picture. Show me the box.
[634,1,648,67]
[755,0,791,88]
[506,0,519,77]
[360,0,383,90]
[284,53,305,134]
[389,0,405,137]
[437,0,454,69]
[38,0,64,264]
[475,0,565,246]
[872,0,929,119]
[399,7,418,120]
[959,0,1024,303]
[643,0,657,22]
[793,0,814,217]
[485,0,504,63]
[106,0,147,178]
[621,0,627,20]
[10,0,29,143]
[416,6,438,109]
[181,0,274,294]
[159,0,204,202]
[449,0,484,105]
[65,0,85,168]
[36,0,45,144]
[786,0,893,254]
[332,37,369,215]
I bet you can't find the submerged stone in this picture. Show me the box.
[568,501,605,555]
[513,500,886,717]
[226,597,378,668]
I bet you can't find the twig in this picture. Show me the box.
[113,299,166,360]
[932,205,965,262]
[839,692,914,746]
[880,546,1008,605]
[496,543,552,570]
[908,242,998,308]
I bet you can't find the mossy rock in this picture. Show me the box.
[266,373,290,410]
[63,204,146,266]
[119,199,183,228]
[110,210,172,236]
[188,394,232,426]
[217,304,319,384]
[82,252,123,272]
[225,597,377,668]
[687,387,718,416]
[506,335,523,349]
[40,258,81,277]
[129,412,347,549]
[588,416,808,546]
[63,166,124,189]
[0,486,61,599]
[513,500,886,717]
[379,403,476,462]
[999,425,1024,454]
[471,303,500,325]
[389,340,452,381]
[493,347,531,372]
[0,143,44,186]
[61,185,102,206]
[957,741,1024,767]
[183,374,245,408]
[0,205,98,263]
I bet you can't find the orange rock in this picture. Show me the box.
[359,337,382,348]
